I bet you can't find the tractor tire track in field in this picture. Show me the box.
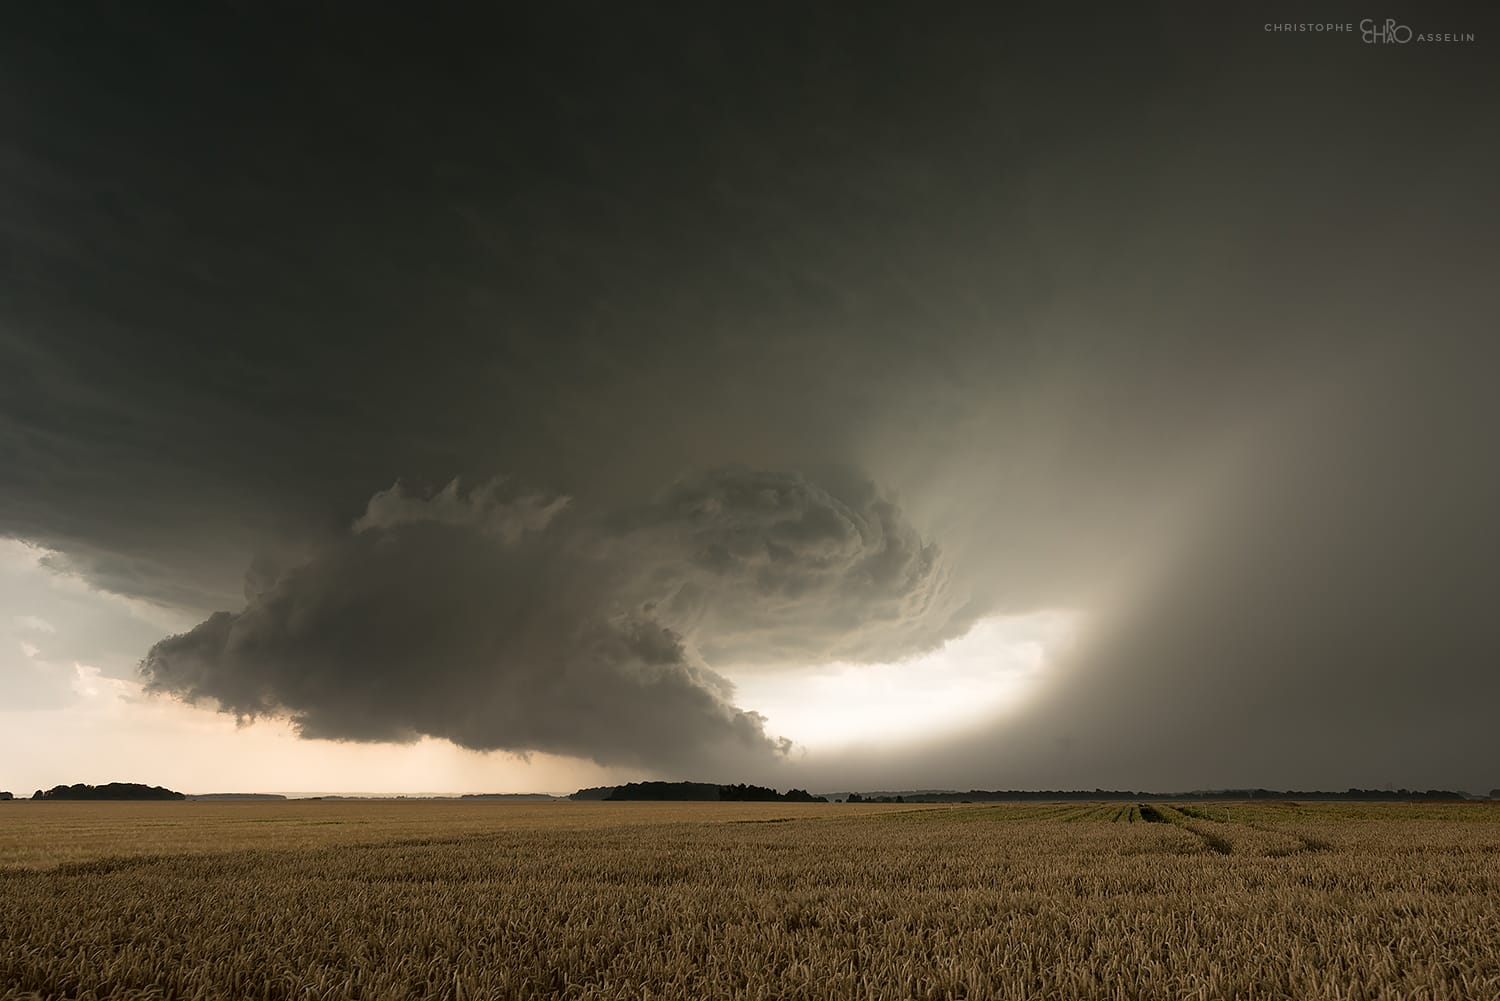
[1175,804,1334,856]
[1138,804,1232,855]
[1135,804,1332,857]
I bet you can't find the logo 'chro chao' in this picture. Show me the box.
[1361,18,1413,43]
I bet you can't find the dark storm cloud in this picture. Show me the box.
[4,5,1499,783]
[142,523,780,769]
[612,469,972,667]
[0,4,1161,613]
[142,471,970,767]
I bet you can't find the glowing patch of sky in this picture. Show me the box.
[728,610,1078,753]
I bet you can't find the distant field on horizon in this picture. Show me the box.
[3,800,1499,999]
[7,798,1495,871]
[0,799,926,870]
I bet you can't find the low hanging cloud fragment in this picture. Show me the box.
[141,469,969,770]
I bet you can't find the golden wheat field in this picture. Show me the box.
[2,800,1498,1000]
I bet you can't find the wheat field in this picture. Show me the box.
[2,800,1497,1000]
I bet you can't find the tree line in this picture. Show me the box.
[27,783,186,801]
[576,782,827,802]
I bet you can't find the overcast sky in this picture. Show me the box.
[2,5,1497,795]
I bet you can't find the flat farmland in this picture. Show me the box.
[2,801,1497,1000]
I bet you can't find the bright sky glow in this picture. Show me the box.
[728,610,1079,753]
[0,675,625,797]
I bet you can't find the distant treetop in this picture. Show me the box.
[595,781,827,802]
[569,786,618,801]
[32,782,185,801]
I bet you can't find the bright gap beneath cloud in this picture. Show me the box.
[727,610,1078,753]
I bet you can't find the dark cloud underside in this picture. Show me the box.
[142,471,971,767]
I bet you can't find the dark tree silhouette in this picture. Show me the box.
[599,781,826,802]
[33,782,185,801]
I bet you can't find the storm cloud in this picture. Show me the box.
[142,470,970,768]
[611,469,971,668]
[3,6,1498,786]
